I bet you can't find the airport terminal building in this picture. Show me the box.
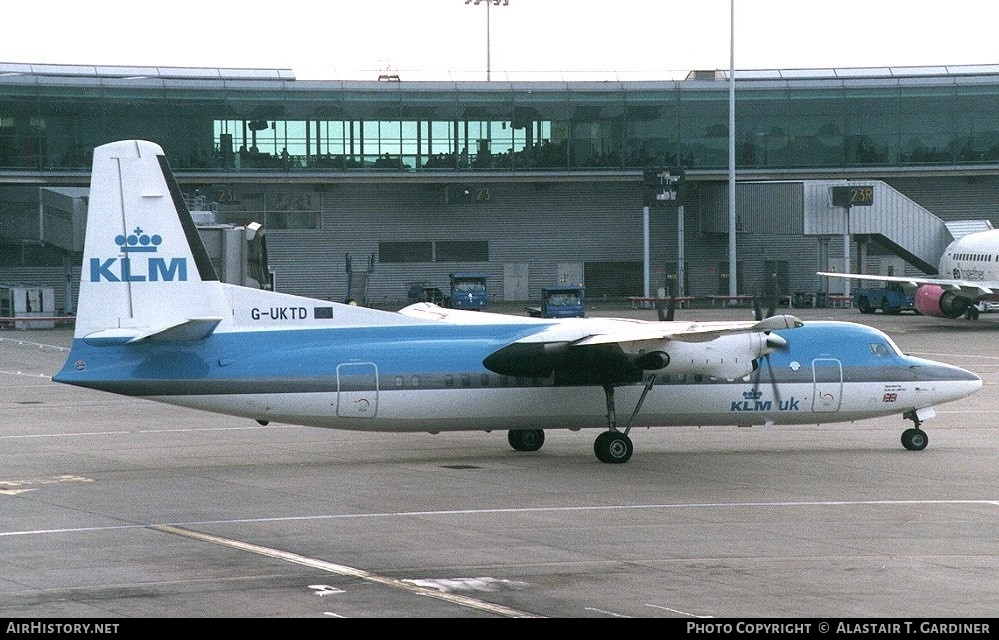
[3,61,999,312]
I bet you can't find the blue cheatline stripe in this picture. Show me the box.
[52,321,978,398]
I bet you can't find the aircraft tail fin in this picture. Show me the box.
[74,140,423,341]
[74,140,230,339]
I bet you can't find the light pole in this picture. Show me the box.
[465,0,508,81]
[728,0,738,301]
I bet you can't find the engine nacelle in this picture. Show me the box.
[651,332,774,379]
[914,284,970,318]
[634,351,670,370]
[484,327,791,385]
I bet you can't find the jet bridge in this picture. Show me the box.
[38,187,269,312]
[804,180,955,275]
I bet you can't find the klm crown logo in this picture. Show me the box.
[116,227,162,253]
[89,226,187,283]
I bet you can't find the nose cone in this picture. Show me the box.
[910,358,982,404]
[963,368,983,395]
[953,367,984,400]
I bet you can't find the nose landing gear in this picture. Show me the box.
[901,410,929,451]
[901,427,928,451]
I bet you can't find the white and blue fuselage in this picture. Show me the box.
[54,317,979,433]
[52,140,982,463]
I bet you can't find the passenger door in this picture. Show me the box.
[337,362,379,418]
[811,358,843,412]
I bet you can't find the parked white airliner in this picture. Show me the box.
[53,140,982,463]
[822,228,999,319]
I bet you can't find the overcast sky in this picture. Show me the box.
[4,1,998,81]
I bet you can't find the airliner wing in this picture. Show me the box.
[399,302,800,381]
[517,314,801,345]
[398,302,801,343]
[502,312,797,382]
[819,272,998,297]
[398,302,515,324]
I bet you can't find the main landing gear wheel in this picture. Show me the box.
[594,430,633,464]
[508,429,545,452]
[591,379,654,463]
[901,427,928,451]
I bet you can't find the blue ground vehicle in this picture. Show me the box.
[541,285,585,318]
[854,281,916,314]
[527,285,586,318]
[449,272,488,310]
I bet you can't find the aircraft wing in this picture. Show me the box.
[400,302,801,382]
[818,272,998,298]
[398,302,527,324]
[399,302,801,343]
[515,314,802,345]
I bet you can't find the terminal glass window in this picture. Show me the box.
[898,85,956,164]
[843,86,896,166]
[678,88,728,169]
[570,90,625,169]
[955,84,999,162]
[739,88,790,168]
[213,116,545,171]
[624,90,679,168]
[18,77,966,176]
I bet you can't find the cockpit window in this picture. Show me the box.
[869,340,900,357]
[869,343,890,357]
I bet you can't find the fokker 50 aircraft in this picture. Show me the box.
[821,227,999,319]
[53,140,982,463]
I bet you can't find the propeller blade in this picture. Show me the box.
[749,353,783,411]
[750,312,791,408]
[767,353,782,408]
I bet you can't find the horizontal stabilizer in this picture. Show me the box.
[82,317,222,346]
[130,317,223,343]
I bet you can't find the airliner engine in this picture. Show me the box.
[914,285,971,318]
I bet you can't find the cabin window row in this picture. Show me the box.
[952,253,996,262]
